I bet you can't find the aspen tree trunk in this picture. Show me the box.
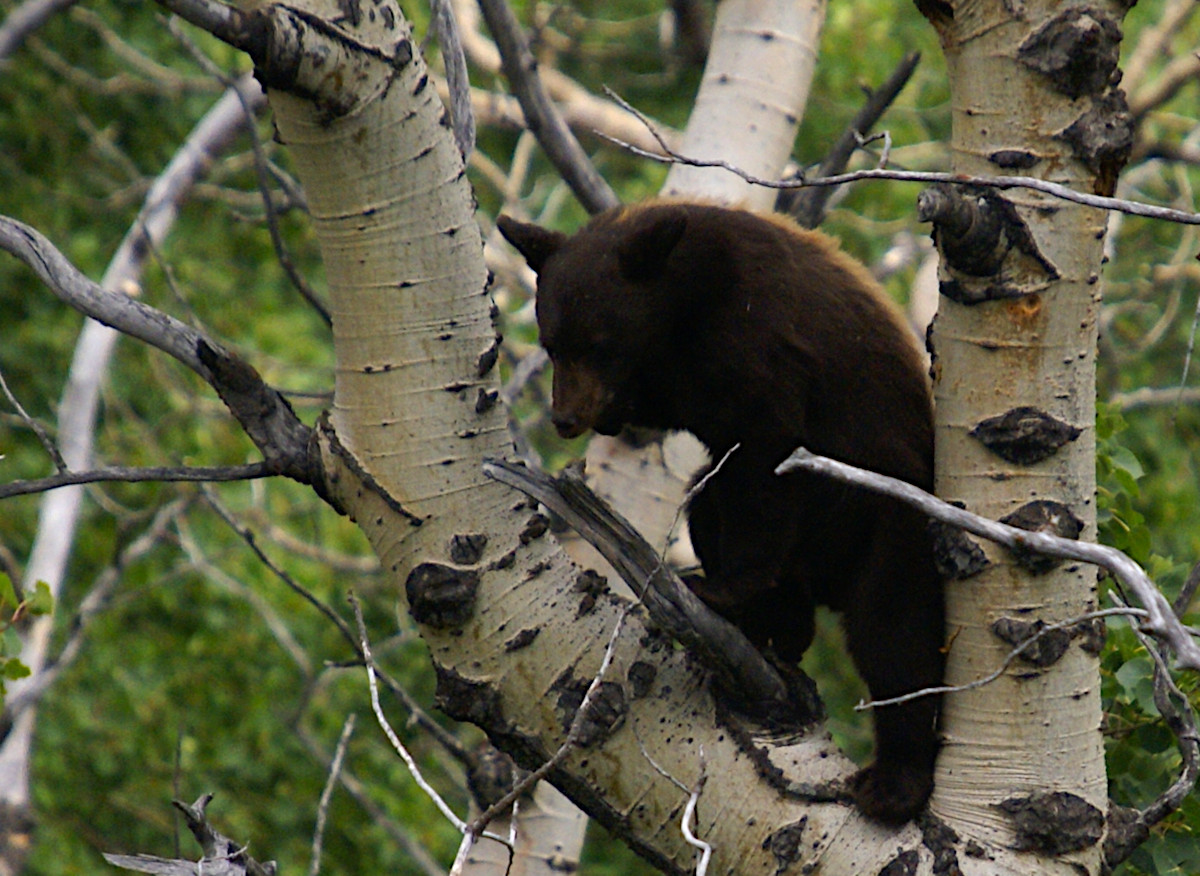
[224,0,1138,872]
[922,0,1130,871]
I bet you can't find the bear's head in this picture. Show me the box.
[498,205,704,439]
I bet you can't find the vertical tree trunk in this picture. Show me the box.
[924,0,1130,867]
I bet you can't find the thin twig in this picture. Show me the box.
[1110,386,1200,411]
[168,20,332,326]
[681,749,711,876]
[308,714,356,876]
[465,605,632,838]
[596,116,1200,226]
[0,0,79,60]
[862,607,1145,709]
[294,725,445,876]
[429,0,475,158]
[349,593,510,847]
[784,52,920,228]
[0,366,66,472]
[201,488,361,655]
[1112,590,1200,831]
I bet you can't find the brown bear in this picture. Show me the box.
[497,201,944,825]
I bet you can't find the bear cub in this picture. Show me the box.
[498,202,944,825]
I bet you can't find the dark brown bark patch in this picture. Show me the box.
[929,515,990,580]
[969,406,1082,465]
[997,791,1104,855]
[1000,500,1084,574]
[1017,7,1122,100]
[406,562,479,629]
[991,617,1072,667]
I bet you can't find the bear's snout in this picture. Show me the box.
[550,361,613,439]
[552,411,586,438]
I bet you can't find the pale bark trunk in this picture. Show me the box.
[925,0,1128,871]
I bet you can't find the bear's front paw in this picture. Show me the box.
[850,761,933,826]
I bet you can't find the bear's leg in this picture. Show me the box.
[685,460,815,656]
[842,510,944,824]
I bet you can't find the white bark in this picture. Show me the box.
[662,0,826,208]
[923,0,1127,870]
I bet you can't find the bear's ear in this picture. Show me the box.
[497,215,567,274]
[616,207,689,280]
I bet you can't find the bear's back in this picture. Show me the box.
[608,202,933,486]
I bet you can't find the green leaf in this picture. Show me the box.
[2,656,31,681]
[0,573,16,611]
[1108,445,1145,482]
[27,581,54,617]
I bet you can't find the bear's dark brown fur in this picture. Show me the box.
[498,201,944,825]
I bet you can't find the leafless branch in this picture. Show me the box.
[200,489,359,655]
[476,0,618,213]
[862,607,1145,709]
[450,0,678,158]
[293,725,445,876]
[349,594,511,849]
[0,367,65,472]
[155,0,252,54]
[598,124,1200,226]
[1129,51,1200,120]
[308,714,356,876]
[1174,562,1200,617]
[1121,0,1196,100]
[681,751,711,876]
[465,606,631,840]
[167,27,332,327]
[482,459,815,721]
[1098,590,1200,873]
[104,794,276,876]
[1109,386,1200,411]
[0,462,273,500]
[1127,609,1200,829]
[0,215,313,479]
[200,489,469,762]
[429,0,475,158]
[778,448,1200,672]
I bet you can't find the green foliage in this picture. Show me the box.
[1097,405,1200,875]
[0,575,52,703]
[3,0,1200,874]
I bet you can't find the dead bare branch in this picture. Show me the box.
[482,458,820,722]
[783,52,921,229]
[598,123,1200,225]
[0,0,79,60]
[308,715,355,876]
[778,448,1200,672]
[0,463,273,500]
